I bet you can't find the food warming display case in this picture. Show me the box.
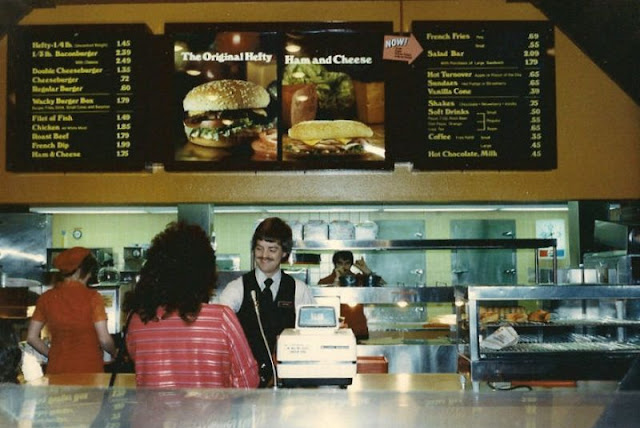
[311,285,457,373]
[457,285,640,385]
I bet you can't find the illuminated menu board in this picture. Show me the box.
[6,25,149,172]
[164,22,392,171]
[410,21,556,170]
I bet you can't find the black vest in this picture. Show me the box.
[237,271,296,387]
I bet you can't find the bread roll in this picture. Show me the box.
[506,312,528,323]
[528,309,550,322]
[288,120,373,140]
[480,311,499,323]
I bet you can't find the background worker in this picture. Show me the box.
[27,247,116,374]
[318,250,380,286]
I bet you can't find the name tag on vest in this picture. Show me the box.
[278,301,294,308]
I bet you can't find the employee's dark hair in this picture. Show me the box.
[77,254,99,283]
[0,320,21,383]
[51,252,99,285]
[251,217,293,260]
[124,221,217,324]
[332,250,354,265]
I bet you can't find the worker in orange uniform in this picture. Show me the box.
[27,247,116,374]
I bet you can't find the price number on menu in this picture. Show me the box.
[526,32,543,159]
[115,39,133,158]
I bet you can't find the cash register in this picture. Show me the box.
[276,304,357,387]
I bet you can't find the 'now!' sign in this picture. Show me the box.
[382,34,423,63]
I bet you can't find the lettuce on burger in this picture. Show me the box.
[183,79,275,148]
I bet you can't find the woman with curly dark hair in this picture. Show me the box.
[124,222,259,388]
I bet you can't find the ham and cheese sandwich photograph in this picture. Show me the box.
[283,119,384,160]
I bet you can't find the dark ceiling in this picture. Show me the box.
[1,0,639,105]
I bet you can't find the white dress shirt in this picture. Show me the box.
[217,267,315,313]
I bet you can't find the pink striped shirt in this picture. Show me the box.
[126,304,259,388]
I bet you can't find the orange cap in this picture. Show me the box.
[53,247,91,274]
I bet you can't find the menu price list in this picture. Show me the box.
[411,21,556,170]
[6,25,149,172]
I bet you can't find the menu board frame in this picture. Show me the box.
[409,20,557,171]
[6,24,151,173]
[162,21,395,172]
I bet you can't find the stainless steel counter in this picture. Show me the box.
[2,380,637,427]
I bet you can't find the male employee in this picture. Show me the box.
[218,217,315,387]
[318,250,380,286]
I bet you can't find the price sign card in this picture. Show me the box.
[410,21,556,170]
[6,25,150,172]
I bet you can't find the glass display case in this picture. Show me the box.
[457,285,640,384]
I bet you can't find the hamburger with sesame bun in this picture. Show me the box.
[182,79,275,149]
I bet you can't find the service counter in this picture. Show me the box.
[3,373,637,427]
[26,372,468,392]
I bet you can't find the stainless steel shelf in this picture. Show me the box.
[465,284,640,301]
[295,238,558,284]
[311,286,454,304]
[293,238,557,251]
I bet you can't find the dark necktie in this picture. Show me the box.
[261,278,274,310]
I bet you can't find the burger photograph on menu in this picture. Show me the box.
[182,79,275,157]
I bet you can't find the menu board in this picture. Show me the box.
[410,21,556,170]
[6,25,149,172]
[164,22,392,171]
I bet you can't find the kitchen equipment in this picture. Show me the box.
[292,253,320,265]
[594,220,640,254]
[0,213,51,284]
[216,254,240,271]
[0,266,7,287]
[98,265,120,284]
[355,221,378,240]
[287,220,303,241]
[586,220,640,285]
[47,248,114,271]
[277,304,357,387]
[123,246,148,272]
[339,274,357,287]
[451,219,517,286]
[92,285,121,334]
[283,267,309,284]
[3,277,44,295]
[328,220,355,240]
[302,220,328,241]
[363,274,382,287]
[0,287,31,318]
[618,255,640,285]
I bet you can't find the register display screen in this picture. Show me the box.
[297,306,337,328]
